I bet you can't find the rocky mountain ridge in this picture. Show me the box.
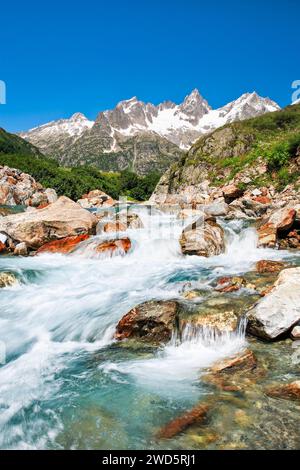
[19,90,280,175]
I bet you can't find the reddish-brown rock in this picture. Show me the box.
[266,381,300,401]
[215,276,246,293]
[210,349,257,374]
[202,349,258,392]
[36,234,90,254]
[253,196,271,205]
[158,403,209,439]
[115,300,179,343]
[255,260,285,273]
[96,237,131,255]
[0,241,7,254]
[37,202,50,210]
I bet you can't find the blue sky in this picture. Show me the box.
[0,0,299,132]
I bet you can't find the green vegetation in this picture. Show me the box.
[0,127,41,156]
[180,103,300,190]
[0,153,161,201]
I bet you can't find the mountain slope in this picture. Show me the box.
[20,90,280,175]
[151,103,300,203]
[0,127,42,156]
[19,113,94,157]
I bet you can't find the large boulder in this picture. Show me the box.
[0,165,57,207]
[115,300,179,343]
[257,207,298,248]
[0,196,97,251]
[179,217,225,257]
[247,267,300,340]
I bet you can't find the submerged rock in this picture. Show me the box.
[215,276,247,293]
[255,260,285,273]
[0,196,98,251]
[115,300,179,343]
[36,234,90,254]
[202,349,258,392]
[247,267,300,340]
[0,272,18,288]
[210,349,257,374]
[266,381,300,401]
[157,403,209,439]
[180,217,225,257]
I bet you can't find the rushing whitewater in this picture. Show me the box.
[0,207,296,449]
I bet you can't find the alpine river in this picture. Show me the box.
[0,206,299,449]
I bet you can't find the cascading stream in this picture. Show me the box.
[0,206,297,449]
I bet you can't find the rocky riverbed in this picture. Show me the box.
[0,186,300,449]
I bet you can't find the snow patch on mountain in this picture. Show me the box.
[20,112,94,139]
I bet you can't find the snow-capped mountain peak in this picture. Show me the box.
[70,112,91,122]
[20,89,280,156]
[179,88,211,121]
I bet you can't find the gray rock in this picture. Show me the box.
[247,267,300,340]
[204,202,229,217]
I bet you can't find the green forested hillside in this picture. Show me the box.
[0,127,160,201]
[0,128,42,156]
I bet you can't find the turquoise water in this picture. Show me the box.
[0,207,299,449]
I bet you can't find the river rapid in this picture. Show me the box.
[0,206,299,449]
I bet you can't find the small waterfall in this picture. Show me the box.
[171,316,248,348]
